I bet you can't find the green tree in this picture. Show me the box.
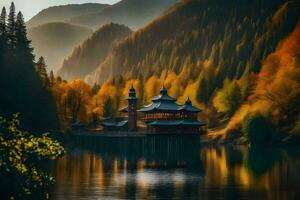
[213,79,242,117]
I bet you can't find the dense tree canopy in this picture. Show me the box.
[0,3,59,132]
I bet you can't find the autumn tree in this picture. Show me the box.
[65,80,92,122]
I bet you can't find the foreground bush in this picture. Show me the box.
[0,114,64,199]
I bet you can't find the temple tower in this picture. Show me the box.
[127,84,138,131]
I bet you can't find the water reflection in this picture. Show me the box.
[50,136,300,200]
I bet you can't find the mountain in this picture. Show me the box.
[87,0,299,87]
[68,0,178,30]
[28,22,93,72]
[26,3,110,29]
[57,23,132,80]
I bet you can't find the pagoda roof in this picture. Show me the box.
[138,101,180,112]
[101,118,128,127]
[178,98,202,112]
[152,86,176,102]
[119,106,129,113]
[138,97,201,113]
[146,120,206,127]
[152,94,176,102]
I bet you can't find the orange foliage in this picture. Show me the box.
[226,22,300,134]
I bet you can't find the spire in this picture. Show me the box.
[127,84,137,100]
[160,85,168,95]
[185,97,192,105]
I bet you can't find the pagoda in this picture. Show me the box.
[102,86,206,134]
[138,86,205,134]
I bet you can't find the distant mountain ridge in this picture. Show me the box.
[28,22,93,72]
[68,0,178,30]
[58,23,132,80]
[26,3,110,28]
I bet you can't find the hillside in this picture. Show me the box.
[28,22,93,72]
[26,3,110,29]
[224,22,300,142]
[58,23,132,80]
[68,0,177,30]
[87,0,299,88]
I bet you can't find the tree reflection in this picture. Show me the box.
[245,147,281,177]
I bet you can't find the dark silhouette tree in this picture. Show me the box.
[7,2,16,54]
[0,7,7,72]
[197,76,209,104]
[36,56,50,88]
[0,5,59,132]
[49,70,55,87]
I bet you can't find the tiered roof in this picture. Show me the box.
[138,87,201,113]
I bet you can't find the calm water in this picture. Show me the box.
[49,136,300,200]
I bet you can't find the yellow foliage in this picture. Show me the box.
[144,75,162,103]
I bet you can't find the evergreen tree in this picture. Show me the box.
[49,70,55,87]
[92,83,100,94]
[7,2,16,53]
[0,7,7,68]
[197,76,209,104]
[15,12,34,66]
[103,97,114,118]
[0,7,7,116]
[36,56,50,88]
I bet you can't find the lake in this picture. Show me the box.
[49,136,300,200]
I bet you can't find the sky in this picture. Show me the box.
[1,0,121,21]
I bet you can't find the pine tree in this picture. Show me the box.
[0,5,59,131]
[15,12,34,66]
[0,7,7,67]
[49,70,55,87]
[7,2,16,52]
[36,56,50,88]
[197,76,209,104]
[103,97,114,118]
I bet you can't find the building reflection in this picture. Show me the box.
[50,137,300,200]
